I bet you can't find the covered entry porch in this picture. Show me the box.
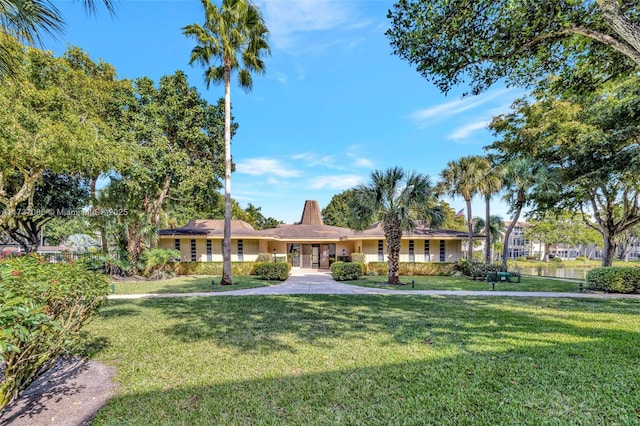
[287,243,336,269]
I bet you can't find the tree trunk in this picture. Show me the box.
[596,0,640,64]
[465,199,473,260]
[221,63,233,285]
[501,206,523,271]
[126,224,141,274]
[384,220,402,285]
[484,194,491,264]
[600,229,617,267]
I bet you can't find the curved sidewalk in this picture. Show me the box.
[109,270,640,300]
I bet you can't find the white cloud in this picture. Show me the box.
[353,157,373,168]
[308,174,363,190]
[448,120,489,141]
[410,88,515,128]
[255,0,370,52]
[236,158,301,177]
[291,152,340,169]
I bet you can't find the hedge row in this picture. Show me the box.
[586,267,640,294]
[330,261,364,281]
[366,262,456,276]
[169,262,256,276]
[171,260,456,278]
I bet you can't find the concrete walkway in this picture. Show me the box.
[109,270,640,300]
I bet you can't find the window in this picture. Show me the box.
[237,239,244,261]
[190,239,196,261]
[439,240,445,262]
[206,240,212,261]
[378,240,384,261]
[408,240,415,262]
[174,239,180,251]
[424,240,430,262]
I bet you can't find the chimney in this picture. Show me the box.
[299,200,324,225]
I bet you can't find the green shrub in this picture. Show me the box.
[586,267,640,294]
[367,261,456,276]
[464,262,502,278]
[170,261,255,276]
[350,253,366,263]
[454,259,475,276]
[330,261,364,281]
[552,256,563,263]
[253,262,290,280]
[575,256,587,262]
[139,248,181,278]
[255,253,272,263]
[0,254,110,410]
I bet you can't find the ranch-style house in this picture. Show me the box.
[159,200,473,270]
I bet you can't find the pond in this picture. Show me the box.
[519,266,593,280]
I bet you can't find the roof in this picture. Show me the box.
[159,201,475,241]
[158,219,265,237]
[267,224,354,240]
[357,222,475,239]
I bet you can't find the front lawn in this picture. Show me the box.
[350,274,586,292]
[87,295,640,424]
[112,275,274,295]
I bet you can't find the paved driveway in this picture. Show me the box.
[109,270,640,300]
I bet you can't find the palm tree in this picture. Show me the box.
[501,157,557,271]
[184,0,270,285]
[439,155,490,260]
[477,159,503,264]
[0,0,116,76]
[472,215,505,262]
[351,167,444,285]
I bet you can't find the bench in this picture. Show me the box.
[486,271,521,289]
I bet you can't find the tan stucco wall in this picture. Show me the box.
[158,236,463,264]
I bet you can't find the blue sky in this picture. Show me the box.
[45,0,521,224]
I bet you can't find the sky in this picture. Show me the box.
[44,0,522,224]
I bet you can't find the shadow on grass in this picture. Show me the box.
[86,296,640,424]
[91,334,640,425]
[120,295,640,355]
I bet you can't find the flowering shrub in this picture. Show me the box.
[0,254,110,410]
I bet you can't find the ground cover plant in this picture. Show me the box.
[112,275,274,295]
[352,275,586,293]
[85,295,640,424]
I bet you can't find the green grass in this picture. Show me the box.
[86,295,640,425]
[350,274,587,292]
[111,275,275,295]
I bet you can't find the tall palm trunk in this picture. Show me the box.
[465,199,473,260]
[384,220,402,285]
[484,194,491,264]
[221,62,233,285]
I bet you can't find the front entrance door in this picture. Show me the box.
[311,244,320,268]
[320,244,330,268]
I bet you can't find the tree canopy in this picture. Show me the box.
[488,74,640,266]
[0,42,128,232]
[387,0,640,95]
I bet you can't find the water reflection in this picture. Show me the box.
[519,267,590,280]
